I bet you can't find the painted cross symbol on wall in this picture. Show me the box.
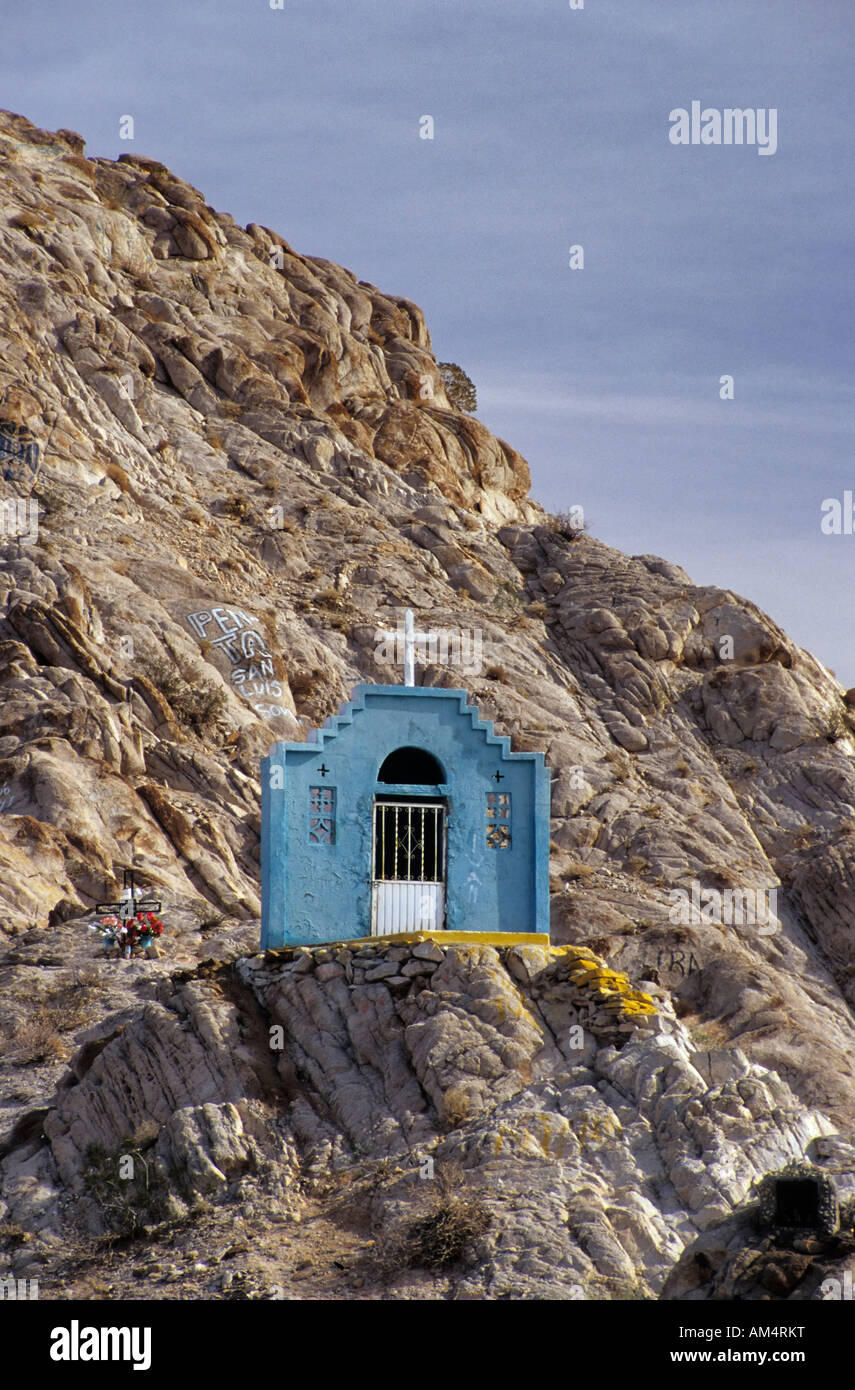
[318,764,330,778]
[492,770,504,783]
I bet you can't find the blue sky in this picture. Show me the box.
[4,0,854,679]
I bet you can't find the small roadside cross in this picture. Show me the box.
[96,868,160,919]
[96,897,161,919]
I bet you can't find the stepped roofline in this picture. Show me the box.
[273,683,547,767]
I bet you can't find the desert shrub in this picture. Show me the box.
[287,666,342,721]
[821,706,848,742]
[686,1019,731,1051]
[605,749,630,781]
[198,911,226,933]
[48,967,102,1025]
[588,1275,654,1301]
[404,1197,489,1270]
[562,862,598,882]
[259,611,279,647]
[441,1088,471,1130]
[221,493,251,521]
[141,656,228,734]
[485,664,506,681]
[10,1018,68,1065]
[84,1134,171,1238]
[185,680,227,733]
[306,587,353,636]
[37,493,67,523]
[651,681,671,713]
[389,1165,490,1273]
[438,362,477,413]
[551,507,589,540]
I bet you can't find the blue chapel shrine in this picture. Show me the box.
[260,615,550,949]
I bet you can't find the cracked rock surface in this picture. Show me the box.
[0,109,853,1299]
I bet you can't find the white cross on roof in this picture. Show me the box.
[376,608,433,686]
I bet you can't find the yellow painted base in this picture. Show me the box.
[339,931,549,948]
[262,932,659,1017]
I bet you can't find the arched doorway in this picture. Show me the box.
[371,747,447,934]
[377,746,445,785]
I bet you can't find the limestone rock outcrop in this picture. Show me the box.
[0,109,853,1300]
[4,935,851,1301]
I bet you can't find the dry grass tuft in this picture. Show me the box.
[10,210,47,233]
[103,461,133,495]
[61,154,96,179]
[7,968,102,1065]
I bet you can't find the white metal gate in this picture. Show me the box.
[371,800,446,935]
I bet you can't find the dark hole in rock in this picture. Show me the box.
[773,1178,821,1228]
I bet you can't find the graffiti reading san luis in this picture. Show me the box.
[186,605,291,722]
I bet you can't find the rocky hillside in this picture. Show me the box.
[0,109,853,1301]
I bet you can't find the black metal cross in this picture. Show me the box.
[318,764,330,778]
[492,770,504,783]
